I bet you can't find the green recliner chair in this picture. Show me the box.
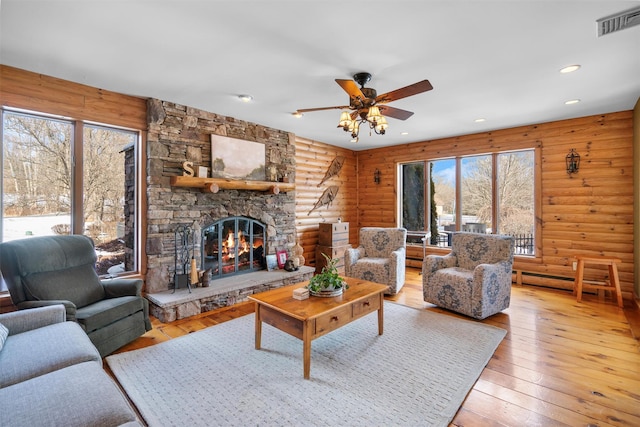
[0,235,152,357]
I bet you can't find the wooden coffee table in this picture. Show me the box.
[248,277,388,379]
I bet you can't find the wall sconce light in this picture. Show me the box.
[566,148,580,175]
[373,168,381,184]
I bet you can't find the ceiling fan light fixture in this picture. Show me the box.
[338,111,352,129]
[375,116,388,134]
[238,94,253,102]
[350,120,360,138]
[366,106,383,124]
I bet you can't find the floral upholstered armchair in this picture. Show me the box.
[422,232,514,319]
[345,227,407,295]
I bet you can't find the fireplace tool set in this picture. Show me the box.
[173,224,198,293]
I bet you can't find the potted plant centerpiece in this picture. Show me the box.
[307,253,348,297]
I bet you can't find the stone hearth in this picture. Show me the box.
[147,266,314,323]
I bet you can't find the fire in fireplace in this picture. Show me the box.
[201,216,265,279]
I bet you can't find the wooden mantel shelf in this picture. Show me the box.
[170,176,294,194]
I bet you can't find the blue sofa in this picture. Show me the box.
[0,305,141,426]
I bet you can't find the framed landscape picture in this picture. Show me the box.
[210,135,265,180]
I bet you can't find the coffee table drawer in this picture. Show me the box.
[352,294,380,317]
[315,305,352,335]
[260,305,303,339]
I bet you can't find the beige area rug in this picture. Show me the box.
[107,302,506,427]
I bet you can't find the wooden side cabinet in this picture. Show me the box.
[316,222,350,274]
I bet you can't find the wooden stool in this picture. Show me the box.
[574,255,623,308]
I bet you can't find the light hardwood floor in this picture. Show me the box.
[115,268,640,426]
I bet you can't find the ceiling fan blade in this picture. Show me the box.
[375,79,433,104]
[296,105,350,113]
[335,79,365,99]
[378,105,414,121]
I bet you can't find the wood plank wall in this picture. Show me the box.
[0,65,147,130]
[294,136,358,268]
[354,111,635,298]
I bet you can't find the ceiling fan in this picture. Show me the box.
[296,72,433,141]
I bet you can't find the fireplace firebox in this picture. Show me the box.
[201,216,265,279]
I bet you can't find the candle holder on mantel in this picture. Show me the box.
[173,224,196,293]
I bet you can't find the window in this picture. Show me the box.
[431,158,456,245]
[399,149,535,255]
[401,162,425,232]
[496,151,535,254]
[1,109,140,286]
[460,154,492,233]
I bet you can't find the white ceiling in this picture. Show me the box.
[1,1,639,150]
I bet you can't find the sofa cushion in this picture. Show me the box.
[0,361,141,427]
[0,322,7,352]
[350,258,391,285]
[23,264,105,308]
[76,295,144,333]
[0,321,101,388]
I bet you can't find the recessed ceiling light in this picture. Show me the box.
[400,132,409,135]
[565,99,581,105]
[291,112,303,118]
[560,65,581,74]
[238,94,253,102]
[474,118,486,123]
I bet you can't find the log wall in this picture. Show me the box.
[354,111,635,299]
[634,98,640,301]
[294,136,358,268]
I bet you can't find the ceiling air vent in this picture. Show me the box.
[597,6,640,37]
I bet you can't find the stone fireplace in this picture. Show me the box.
[143,99,314,322]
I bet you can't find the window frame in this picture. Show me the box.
[1,107,143,279]
[398,148,540,258]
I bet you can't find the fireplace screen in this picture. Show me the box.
[202,216,265,279]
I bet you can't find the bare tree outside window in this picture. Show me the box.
[2,114,72,222]
[83,124,137,273]
[497,151,535,236]
[459,152,534,235]
[461,155,493,231]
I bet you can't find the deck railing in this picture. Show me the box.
[414,231,535,255]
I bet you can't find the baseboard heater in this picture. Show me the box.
[513,270,577,293]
